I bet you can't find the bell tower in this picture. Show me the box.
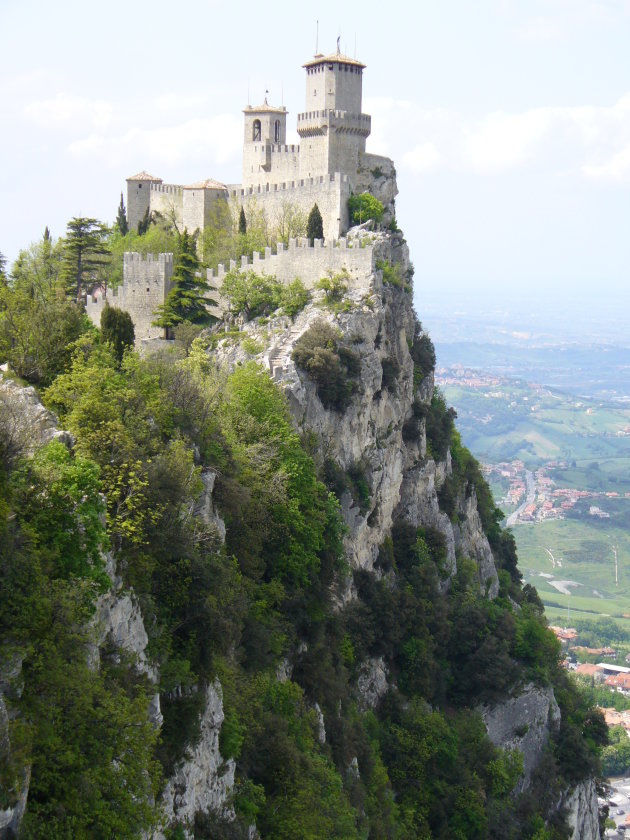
[242,98,288,185]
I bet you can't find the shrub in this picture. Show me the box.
[347,193,384,226]
[292,321,360,412]
[410,319,435,389]
[221,269,282,320]
[279,278,309,317]
[381,356,400,391]
[101,304,135,365]
[425,388,456,461]
[315,269,349,304]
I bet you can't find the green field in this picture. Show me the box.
[443,379,630,474]
[440,371,630,632]
[513,518,630,628]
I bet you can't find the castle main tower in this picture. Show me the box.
[297,49,371,179]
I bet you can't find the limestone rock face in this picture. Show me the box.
[215,230,486,590]
[453,489,500,597]
[93,587,162,727]
[156,680,236,838]
[481,683,561,795]
[357,656,389,710]
[0,375,74,454]
[561,779,600,840]
[193,470,226,543]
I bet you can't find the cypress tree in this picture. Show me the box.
[153,230,217,332]
[137,206,151,236]
[116,193,129,236]
[306,203,324,244]
[238,206,247,235]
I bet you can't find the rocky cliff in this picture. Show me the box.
[0,218,604,838]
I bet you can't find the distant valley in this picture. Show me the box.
[431,311,630,631]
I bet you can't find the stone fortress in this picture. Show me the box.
[87,47,397,341]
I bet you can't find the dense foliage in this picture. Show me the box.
[292,320,361,411]
[347,192,384,225]
[0,219,607,839]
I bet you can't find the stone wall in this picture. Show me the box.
[208,235,376,306]
[228,172,350,240]
[149,183,184,230]
[86,253,174,341]
[242,143,300,188]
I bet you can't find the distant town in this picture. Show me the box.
[482,459,630,525]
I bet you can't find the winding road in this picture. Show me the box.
[506,469,536,527]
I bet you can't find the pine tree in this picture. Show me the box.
[116,193,129,236]
[60,217,109,302]
[0,251,7,286]
[306,203,324,244]
[238,206,247,235]
[153,230,217,332]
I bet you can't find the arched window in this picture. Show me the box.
[274,119,281,143]
[253,119,261,141]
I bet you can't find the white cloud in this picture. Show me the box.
[368,94,630,183]
[24,94,114,130]
[402,142,442,174]
[583,144,630,180]
[68,114,242,170]
[516,16,565,40]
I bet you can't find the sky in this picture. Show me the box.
[1,0,628,323]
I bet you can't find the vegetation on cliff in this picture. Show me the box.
[0,223,607,839]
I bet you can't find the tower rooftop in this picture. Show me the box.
[183,178,227,190]
[127,171,162,182]
[303,52,365,69]
[243,97,286,114]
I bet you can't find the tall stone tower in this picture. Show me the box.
[242,99,289,185]
[126,171,163,232]
[298,49,371,179]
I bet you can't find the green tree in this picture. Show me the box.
[101,304,135,365]
[238,206,247,235]
[116,192,129,236]
[306,203,324,243]
[137,206,152,236]
[221,269,282,320]
[347,193,384,226]
[60,217,110,302]
[0,233,88,385]
[153,230,216,331]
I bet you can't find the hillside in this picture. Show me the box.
[0,225,606,840]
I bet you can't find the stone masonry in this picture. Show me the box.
[126,47,393,243]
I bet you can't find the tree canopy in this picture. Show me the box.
[60,217,110,302]
[153,230,216,330]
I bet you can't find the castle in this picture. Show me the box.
[87,48,397,341]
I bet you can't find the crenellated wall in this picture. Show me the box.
[227,172,351,242]
[86,253,174,341]
[208,235,375,298]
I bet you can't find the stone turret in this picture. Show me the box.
[298,50,371,179]
[242,98,291,187]
[126,171,163,232]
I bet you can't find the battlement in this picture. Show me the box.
[298,109,371,125]
[228,172,348,199]
[150,183,183,196]
[123,252,174,268]
[86,252,174,342]
[248,143,300,155]
[208,235,376,298]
